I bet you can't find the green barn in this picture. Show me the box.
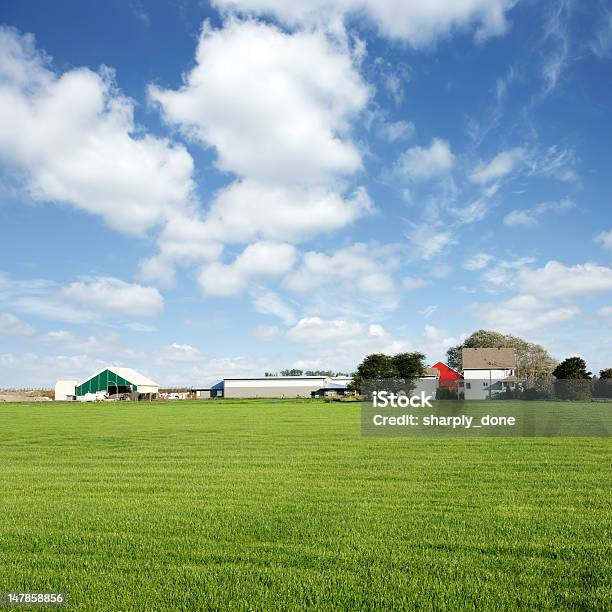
[76,367,159,398]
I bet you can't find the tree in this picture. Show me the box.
[446,329,557,379]
[552,357,591,380]
[553,357,592,401]
[595,369,612,398]
[446,345,461,371]
[391,352,426,380]
[280,369,303,376]
[350,352,426,395]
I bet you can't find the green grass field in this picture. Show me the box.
[0,400,610,610]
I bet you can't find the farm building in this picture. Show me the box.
[194,376,350,399]
[430,361,462,388]
[56,367,159,401]
[54,379,78,401]
[193,380,224,399]
[410,367,440,397]
[462,348,518,400]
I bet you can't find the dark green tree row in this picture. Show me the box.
[349,352,426,394]
[264,369,351,377]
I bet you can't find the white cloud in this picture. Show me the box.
[421,324,461,361]
[213,0,518,47]
[471,294,578,333]
[154,343,203,363]
[129,0,151,27]
[0,352,106,387]
[145,20,374,280]
[403,276,427,290]
[430,264,453,279]
[43,329,122,355]
[198,241,297,296]
[463,253,493,271]
[420,305,438,318]
[540,0,571,94]
[198,262,247,297]
[503,209,537,227]
[61,277,164,317]
[591,8,612,59]
[1,273,163,323]
[599,306,612,318]
[287,316,407,369]
[186,355,271,387]
[397,138,454,180]
[469,145,577,189]
[469,147,525,184]
[0,312,34,336]
[150,19,367,186]
[288,316,373,343]
[381,73,404,105]
[200,180,371,244]
[504,198,574,228]
[481,256,535,288]
[125,322,156,333]
[451,199,488,225]
[154,215,223,264]
[0,27,196,236]
[15,297,98,324]
[518,261,612,300]
[137,256,177,290]
[377,119,415,142]
[285,243,395,294]
[251,290,297,325]
[254,324,280,340]
[405,223,456,260]
[527,144,577,182]
[595,229,612,251]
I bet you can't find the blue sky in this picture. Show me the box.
[1,0,611,386]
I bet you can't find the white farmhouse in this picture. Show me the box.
[462,348,517,400]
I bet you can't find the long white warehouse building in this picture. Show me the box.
[195,376,349,399]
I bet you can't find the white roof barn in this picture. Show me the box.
[75,366,159,397]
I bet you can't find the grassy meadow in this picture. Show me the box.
[0,399,610,610]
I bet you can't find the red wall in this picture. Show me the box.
[431,361,462,388]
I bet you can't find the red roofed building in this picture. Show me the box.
[430,361,462,388]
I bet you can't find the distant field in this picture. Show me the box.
[0,400,609,610]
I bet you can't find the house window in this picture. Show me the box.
[466,383,471,389]
[483,382,488,387]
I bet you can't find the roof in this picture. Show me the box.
[431,361,462,375]
[461,348,517,369]
[319,382,348,390]
[222,376,329,381]
[423,367,440,378]
[78,366,159,388]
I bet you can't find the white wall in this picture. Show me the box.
[55,380,77,401]
[224,377,329,389]
[136,385,159,394]
[224,377,330,398]
[463,368,514,380]
[463,368,514,399]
